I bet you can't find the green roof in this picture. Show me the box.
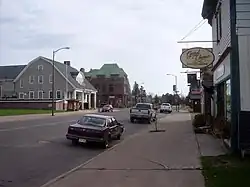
[85,63,127,78]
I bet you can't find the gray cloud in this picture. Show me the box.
[0,0,212,95]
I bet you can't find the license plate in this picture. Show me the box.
[78,139,86,143]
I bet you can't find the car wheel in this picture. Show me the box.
[71,140,78,146]
[130,118,134,123]
[116,133,121,140]
[102,139,109,149]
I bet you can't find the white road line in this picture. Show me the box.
[0,120,76,132]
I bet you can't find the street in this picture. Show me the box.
[0,109,167,187]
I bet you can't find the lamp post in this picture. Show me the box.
[51,47,70,116]
[166,74,178,111]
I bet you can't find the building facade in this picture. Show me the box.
[0,65,26,98]
[0,56,97,110]
[85,64,131,107]
[202,0,250,152]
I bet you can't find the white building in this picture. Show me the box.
[202,0,250,152]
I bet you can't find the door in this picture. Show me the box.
[107,118,117,138]
[111,117,120,136]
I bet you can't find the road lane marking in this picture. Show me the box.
[0,120,76,132]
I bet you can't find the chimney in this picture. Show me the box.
[80,68,85,73]
[64,61,70,66]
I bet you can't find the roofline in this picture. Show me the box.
[13,56,76,89]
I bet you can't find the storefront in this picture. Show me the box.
[213,54,231,136]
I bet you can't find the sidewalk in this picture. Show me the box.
[0,109,97,123]
[41,112,221,187]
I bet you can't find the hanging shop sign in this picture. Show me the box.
[180,47,215,69]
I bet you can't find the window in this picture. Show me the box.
[38,90,43,99]
[49,90,53,99]
[20,79,23,88]
[0,86,2,98]
[111,118,119,126]
[29,91,35,99]
[19,92,25,99]
[216,7,222,42]
[97,75,105,78]
[56,90,61,99]
[38,65,43,71]
[225,80,231,122]
[38,75,44,84]
[78,116,106,127]
[29,75,35,84]
[107,118,114,127]
[49,74,52,83]
[109,84,114,92]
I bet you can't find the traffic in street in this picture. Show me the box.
[0,109,168,187]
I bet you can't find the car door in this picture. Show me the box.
[107,118,116,138]
[111,117,120,136]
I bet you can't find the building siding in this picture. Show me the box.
[15,58,74,99]
[0,80,15,97]
[212,0,231,66]
[236,0,250,111]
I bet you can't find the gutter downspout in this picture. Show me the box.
[230,0,241,153]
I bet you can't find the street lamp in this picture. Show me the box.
[51,47,70,116]
[166,73,179,111]
[166,74,178,93]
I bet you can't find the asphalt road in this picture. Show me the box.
[0,109,167,187]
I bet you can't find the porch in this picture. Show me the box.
[64,89,97,110]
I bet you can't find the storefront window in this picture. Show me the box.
[225,79,231,122]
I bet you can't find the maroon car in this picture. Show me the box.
[66,114,124,148]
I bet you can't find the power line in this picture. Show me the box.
[180,19,206,41]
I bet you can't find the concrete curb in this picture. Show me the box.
[39,126,150,187]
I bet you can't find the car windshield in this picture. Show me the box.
[162,103,170,106]
[78,116,106,127]
[136,104,151,109]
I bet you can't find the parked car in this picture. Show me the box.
[130,103,156,124]
[101,104,113,112]
[66,114,124,148]
[159,103,172,113]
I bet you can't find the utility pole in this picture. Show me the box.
[167,74,179,112]
[51,47,70,116]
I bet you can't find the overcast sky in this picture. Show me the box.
[0,0,212,96]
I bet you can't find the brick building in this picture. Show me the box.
[85,64,131,107]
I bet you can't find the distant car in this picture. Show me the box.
[130,103,156,124]
[101,104,113,112]
[66,114,124,148]
[159,103,172,113]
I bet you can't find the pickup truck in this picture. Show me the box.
[130,103,156,124]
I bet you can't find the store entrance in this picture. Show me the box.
[217,82,225,118]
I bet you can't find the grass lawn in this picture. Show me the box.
[201,155,250,187]
[0,109,65,116]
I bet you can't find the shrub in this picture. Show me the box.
[192,113,206,128]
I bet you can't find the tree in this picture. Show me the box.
[132,81,140,104]
[153,94,160,104]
